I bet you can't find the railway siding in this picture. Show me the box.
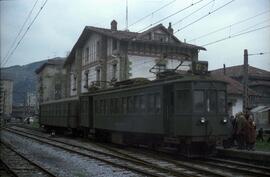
[0,143,55,177]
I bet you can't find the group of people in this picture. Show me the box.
[230,111,256,150]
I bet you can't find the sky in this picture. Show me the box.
[0,0,269,71]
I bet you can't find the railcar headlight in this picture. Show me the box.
[200,117,206,124]
[222,117,228,124]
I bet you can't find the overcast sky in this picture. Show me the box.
[1,0,269,71]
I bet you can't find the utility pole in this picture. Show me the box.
[243,49,249,112]
[125,0,128,31]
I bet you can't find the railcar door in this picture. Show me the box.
[163,84,174,135]
[80,96,94,129]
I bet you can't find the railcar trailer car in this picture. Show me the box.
[40,97,79,132]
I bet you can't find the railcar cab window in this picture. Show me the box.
[194,91,204,113]
[218,91,226,113]
[206,90,217,113]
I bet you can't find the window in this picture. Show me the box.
[95,100,99,113]
[134,96,139,112]
[122,97,127,114]
[139,95,146,112]
[127,96,133,113]
[148,94,155,112]
[110,98,119,113]
[206,90,217,113]
[96,69,101,86]
[105,99,110,114]
[84,70,89,88]
[96,41,100,58]
[72,76,77,91]
[112,39,117,50]
[218,91,226,113]
[85,47,89,63]
[194,91,204,113]
[112,63,117,80]
[155,93,161,113]
[176,90,191,113]
[100,100,105,114]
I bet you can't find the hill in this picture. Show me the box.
[1,57,65,105]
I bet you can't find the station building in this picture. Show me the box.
[63,20,205,97]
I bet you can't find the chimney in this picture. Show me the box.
[168,22,173,34]
[111,20,117,31]
[223,64,226,75]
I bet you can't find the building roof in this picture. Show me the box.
[210,72,257,96]
[249,80,270,87]
[211,65,270,79]
[35,57,65,74]
[64,23,205,66]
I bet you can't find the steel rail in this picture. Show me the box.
[0,142,56,177]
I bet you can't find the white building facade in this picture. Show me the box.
[64,20,205,97]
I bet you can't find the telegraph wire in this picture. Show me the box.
[248,52,270,56]
[232,18,270,34]
[1,0,40,66]
[174,0,235,34]
[202,24,270,46]
[188,10,270,42]
[2,0,49,67]
[173,0,216,26]
[137,0,206,33]
[128,0,176,28]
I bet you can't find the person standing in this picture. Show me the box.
[236,112,247,149]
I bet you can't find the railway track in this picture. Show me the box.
[0,142,56,177]
[4,126,270,177]
[94,142,270,177]
[3,127,224,177]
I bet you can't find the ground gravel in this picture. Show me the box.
[0,130,143,177]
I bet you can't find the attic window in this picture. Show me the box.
[154,33,166,42]
[112,39,117,50]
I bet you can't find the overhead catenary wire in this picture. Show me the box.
[1,0,40,67]
[174,0,235,34]
[188,9,270,42]
[173,0,216,26]
[2,0,49,67]
[201,24,270,46]
[137,0,206,33]
[128,0,176,28]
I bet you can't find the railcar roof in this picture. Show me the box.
[81,74,227,97]
[40,96,79,105]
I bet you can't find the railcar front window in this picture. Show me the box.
[218,91,226,113]
[206,90,217,113]
[194,91,204,113]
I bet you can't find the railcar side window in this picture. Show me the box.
[155,93,161,113]
[176,90,191,113]
[95,100,99,113]
[139,95,146,112]
[218,91,226,113]
[127,96,133,113]
[134,96,139,112]
[122,97,127,114]
[194,91,204,113]
[148,94,155,112]
[110,98,119,114]
[106,99,110,115]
